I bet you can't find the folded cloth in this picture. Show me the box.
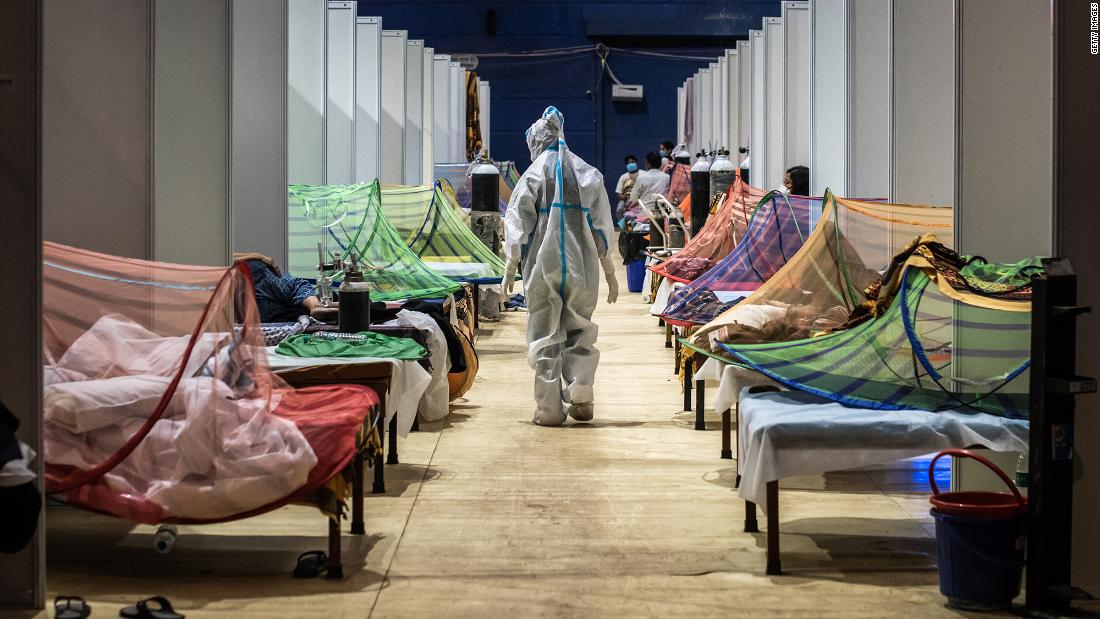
[275,332,427,361]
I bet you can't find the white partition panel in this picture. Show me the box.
[404,39,424,185]
[955,0,1052,259]
[698,67,712,151]
[478,79,491,156]
[153,0,229,265]
[422,47,434,180]
[677,85,686,145]
[737,40,751,165]
[783,2,810,175]
[847,0,892,199]
[725,49,739,152]
[449,63,464,161]
[763,17,785,190]
[749,29,766,183]
[687,75,698,154]
[354,16,381,183]
[891,0,952,205]
[325,1,355,184]
[432,55,452,163]
[712,61,724,149]
[810,0,847,196]
[231,0,290,268]
[380,30,407,183]
[288,0,325,185]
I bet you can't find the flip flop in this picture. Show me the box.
[55,596,91,619]
[292,550,328,579]
[119,596,185,619]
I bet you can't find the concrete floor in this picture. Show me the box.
[21,277,1036,618]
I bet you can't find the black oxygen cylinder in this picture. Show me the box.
[471,162,500,213]
[690,153,712,237]
[338,255,372,333]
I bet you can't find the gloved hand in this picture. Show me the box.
[600,255,619,304]
[503,260,518,296]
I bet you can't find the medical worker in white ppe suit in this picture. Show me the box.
[503,106,619,426]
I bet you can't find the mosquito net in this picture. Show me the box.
[288,181,463,301]
[661,192,822,327]
[691,192,954,351]
[649,177,767,283]
[717,239,1040,418]
[43,241,379,524]
[379,182,507,284]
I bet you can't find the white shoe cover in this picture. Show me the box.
[567,402,594,422]
[533,408,567,427]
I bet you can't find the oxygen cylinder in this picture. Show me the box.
[338,254,372,333]
[689,153,712,237]
[738,146,750,185]
[470,161,503,255]
[709,149,737,211]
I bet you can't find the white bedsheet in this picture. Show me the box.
[422,260,496,279]
[382,310,451,423]
[736,388,1029,507]
[266,348,431,437]
[649,277,680,315]
[696,357,780,413]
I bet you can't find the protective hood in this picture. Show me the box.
[525,106,565,161]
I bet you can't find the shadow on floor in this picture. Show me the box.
[47,528,387,588]
[751,517,939,586]
[373,463,443,497]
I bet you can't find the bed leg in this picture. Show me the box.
[665,322,672,348]
[683,361,693,412]
[372,415,386,494]
[387,416,399,465]
[411,417,420,432]
[673,338,681,374]
[351,451,365,535]
[744,500,759,533]
[721,408,733,459]
[734,405,741,486]
[766,481,781,575]
[694,379,706,430]
[473,284,480,331]
[326,517,344,580]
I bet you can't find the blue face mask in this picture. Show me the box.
[626,162,638,173]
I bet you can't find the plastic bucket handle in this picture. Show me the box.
[928,448,1025,508]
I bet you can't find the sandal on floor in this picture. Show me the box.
[119,596,185,619]
[292,550,328,579]
[55,596,91,619]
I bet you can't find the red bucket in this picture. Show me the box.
[928,449,1026,518]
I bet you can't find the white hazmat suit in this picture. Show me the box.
[503,107,618,426]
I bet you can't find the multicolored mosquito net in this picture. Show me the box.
[42,241,378,524]
[379,182,507,284]
[692,193,954,350]
[649,178,767,283]
[661,192,822,327]
[718,238,1040,418]
[287,181,462,300]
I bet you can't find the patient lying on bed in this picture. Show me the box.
[234,253,337,323]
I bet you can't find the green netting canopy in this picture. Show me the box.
[379,182,507,285]
[287,181,462,301]
[718,246,1041,418]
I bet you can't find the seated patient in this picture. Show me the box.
[233,253,335,322]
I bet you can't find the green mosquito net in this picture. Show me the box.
[379,182,507,284]
[287,181,462,301]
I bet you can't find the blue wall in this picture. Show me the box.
[356,0,781,197]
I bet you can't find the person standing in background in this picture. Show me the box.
[614,154,640,222]
[658,140,676,172]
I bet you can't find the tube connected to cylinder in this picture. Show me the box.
[470,160,502,255]
[689,153,712,237]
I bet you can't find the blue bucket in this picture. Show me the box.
[928,449,1027,611]
[626,259,646,293]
